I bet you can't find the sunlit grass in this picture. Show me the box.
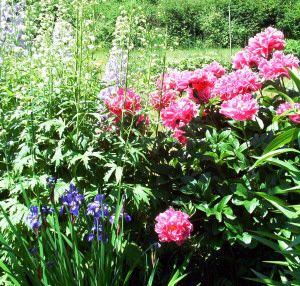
[95,47,241,65]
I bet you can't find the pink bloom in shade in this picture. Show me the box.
[155,208,193,246]
[220,94,259,120]
[150,90,178,110]
[105,88,141,117]
[187,86,214,104]
[258,52,299,81]
[247,27,285,58]
[213,69,262,101]
[276,102,300,123]
[172,129,188,146]
[202,61,226,78]
[161,98,198,130]
[232,48,261,69]
[136,115,150,126]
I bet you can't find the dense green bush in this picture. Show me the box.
[284,39,300,58]
[96,0,300,48]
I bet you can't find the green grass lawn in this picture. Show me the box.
[95,47,241,65]
[166,47,241,63]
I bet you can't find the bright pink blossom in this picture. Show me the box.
[155,208,193,246]
[220,94,259,120]
[247,27,285,58]
[157,69,190,92]
[258,52,299,80]
[232,48,261,69]
[150,90,178,110]
[172,129,188,146]
[202,61,226,78]
[213,69,262,101]
[188,69,216,92]
[276,102,300,123]
[161,98,198,130]
[105,88,141,117]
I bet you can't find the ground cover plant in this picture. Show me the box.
[0,0,300,285]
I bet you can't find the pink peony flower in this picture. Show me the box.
[161,98,198,130]
[220,94,259,120]
[172,129,188,146]
[187,86,214,104]
[247,27,285,58]
[105,88,141,117]
[150,90,178,110]
[188,69,216,92]
[258,52,299,80]
[232,48,261,69]
[213,69,262,101]
[276,102,300,123]
[157,69,190,92]
[155,208,193,246]
[202,61,226,78]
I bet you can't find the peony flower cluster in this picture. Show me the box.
[150,90,178,110]
[105,88,141,118]
[202,61,226,78]
[155,208,193,246]
[232,49,261,69]
[258,52,299,80]
[247,27,285,58]
[232,27,299,81]
[276,102,300,123]
[161,98,198,131]
[213,69,262,101]
[156,69,190,92]
[220,94,259,121]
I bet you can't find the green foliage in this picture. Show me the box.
[168,55,231,72]
[1,0,300,284]
[284,39,300,58]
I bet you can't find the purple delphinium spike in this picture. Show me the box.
[0,0,27,53]
[60,184,84,217]
[26,206,41,229]
[87,194,110,219]
[97,47,128,102]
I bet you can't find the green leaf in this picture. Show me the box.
[251,148,300,169]
[256,192,297,218]
[131,185,153,206]
[244,198,260,214]
[115,166,123,184]
[263,127,300,155]
[287,68,300,91]
[215,195,232,212]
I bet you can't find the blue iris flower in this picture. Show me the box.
[26,206,41,229]
[40,205,54,215]
[109,206,131,224]
[87,219,108,242]
[87,194,110,219]
[46,177,57,189]
[60,184,84,216]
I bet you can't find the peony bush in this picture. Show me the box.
[0,11,300,285]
